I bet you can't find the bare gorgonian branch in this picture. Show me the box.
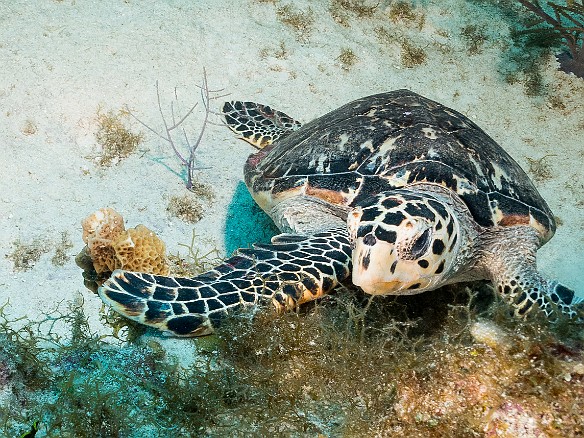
[128,69,225,191]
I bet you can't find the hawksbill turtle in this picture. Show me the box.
[98,90,582,336]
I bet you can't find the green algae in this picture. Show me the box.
[1,280,582,436]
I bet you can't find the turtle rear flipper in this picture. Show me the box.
[98,228,351,337]
[222,101,301,149]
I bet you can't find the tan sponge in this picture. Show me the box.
[80,208,169,279]
[111,225,169,275]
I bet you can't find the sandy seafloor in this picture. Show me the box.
[0,0,583,393]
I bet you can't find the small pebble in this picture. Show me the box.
[470,319,511,351]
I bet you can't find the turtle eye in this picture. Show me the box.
[410,228,431,258]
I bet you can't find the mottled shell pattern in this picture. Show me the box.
[244,90,555,242]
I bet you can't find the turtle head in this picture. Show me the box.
[347,191,460,295]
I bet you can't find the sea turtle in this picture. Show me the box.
[98,90,582,336]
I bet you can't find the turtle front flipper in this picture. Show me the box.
[222,101,301,149]
[482,226,584,321]
[98,227,351,337]
[495,272,583,320]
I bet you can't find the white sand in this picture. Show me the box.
[1,0,583,338]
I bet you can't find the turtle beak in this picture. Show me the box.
[355,278,403,294]
[351,238,402,294]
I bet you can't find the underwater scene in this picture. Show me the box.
[1,0,583,436]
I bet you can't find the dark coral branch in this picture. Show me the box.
[517,0,584,77]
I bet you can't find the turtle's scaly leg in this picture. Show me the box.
[98,227,351,336]
[481,226,584,320]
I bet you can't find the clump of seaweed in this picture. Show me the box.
[400,40,427,67]
[504,59,547,96]
[168,228,222,277]
[374,24,396,45]
[276,4,315,40]
[6,237,50,272]
[337,47,359,70]
[259,41,289,60]
[526,154,556,182]
[329,0,378,25]
[6,232,74,272]
[208,282,584,435]
[167,194,204,224]
[517,0,584,78]
[167,180,215,224]
[95,108,143,166]
[461,24,489,55]
[0,298,229,436]
[128,70,226,192]
[1,277,583,435]
[374,13,427,68]
[334,0,378,18]
[51,231,73,267]
[388,0,425,28]
[187,179,215,202]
